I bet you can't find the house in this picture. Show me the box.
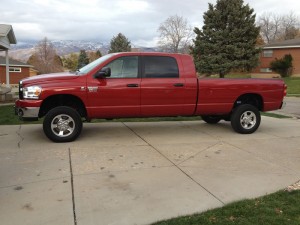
[0,56,33,84]
[252,38,300,77]
[0,24,17,85]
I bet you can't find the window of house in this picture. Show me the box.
[9,67,22,72]
[105,56,138,78]
[263,50,273,57]
[260,68,272,73]
[143,56,179,78]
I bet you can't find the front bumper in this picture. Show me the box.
[15,99,42,121]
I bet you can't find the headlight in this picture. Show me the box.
[23,86,42,99]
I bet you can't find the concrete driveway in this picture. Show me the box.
[0,117,300,225]
[276,97,300,118]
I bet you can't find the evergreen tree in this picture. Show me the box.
[191,0,260,78]
[77,50,89,69]
[88,50,102,62]
[108,33,131,53]
[62,53,79,71]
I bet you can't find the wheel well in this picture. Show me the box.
[39,95,87,118]
[234,94,263,111]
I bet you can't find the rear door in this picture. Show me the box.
[140,56,188,116]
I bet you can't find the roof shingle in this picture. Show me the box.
[263,38,300,49]
[0,56,31,67]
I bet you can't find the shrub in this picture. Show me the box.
[270,54,293,77]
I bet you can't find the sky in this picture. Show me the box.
[1,0,300,47]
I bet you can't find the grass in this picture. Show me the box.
[152,190,300,225]
[283,77,300,96]
[262,112,292,119]
[0,104,39,125]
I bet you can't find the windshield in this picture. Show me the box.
[76,53,117,75]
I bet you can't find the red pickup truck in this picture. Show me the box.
[15,52,286,142]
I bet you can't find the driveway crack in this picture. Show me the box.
[16,125,24,149]
[69,148,77,225]
[122,122,225,205]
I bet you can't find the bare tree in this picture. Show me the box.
[281,12,300,40]
[258,12,300,44]
[157,15,193,53]
[28,37,63,74]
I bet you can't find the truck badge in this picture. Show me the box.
[87,86,98,92]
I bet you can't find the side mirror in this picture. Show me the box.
[94,67,111,78]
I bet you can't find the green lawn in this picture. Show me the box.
[0,105,29,125]
[152,190,300,225]
[283,77,300,96]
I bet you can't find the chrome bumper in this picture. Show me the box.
[15,106,40,121]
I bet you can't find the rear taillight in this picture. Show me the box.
[283,84,287,97]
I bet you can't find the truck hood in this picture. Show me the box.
[21,72,79,85]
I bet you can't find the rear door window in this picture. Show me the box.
[143,56,179,78]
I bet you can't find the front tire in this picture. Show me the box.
[43,106,82,142]
[231,104,261,134]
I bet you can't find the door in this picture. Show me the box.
[87,56,141,118]
[140,56,188,116]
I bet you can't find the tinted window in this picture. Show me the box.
[105,56,138,78]
[143,56,179,78]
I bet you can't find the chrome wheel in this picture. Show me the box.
[240,111,256,130]
[51,114,75,137]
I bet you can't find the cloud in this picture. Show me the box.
[1,0,300,46]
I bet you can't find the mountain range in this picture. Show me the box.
[6,40,158,62]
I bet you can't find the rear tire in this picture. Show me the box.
[231,104,261,134]
[43,106,82,142]
[201,115,222,124]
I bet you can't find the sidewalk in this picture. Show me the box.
[0,117,300,225]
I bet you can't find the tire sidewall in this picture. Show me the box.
[231,104,261,134]
[43,106,82,142]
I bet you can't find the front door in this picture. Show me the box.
[87,56,141,118]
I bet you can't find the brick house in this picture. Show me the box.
[252,38,300,77]
[0,56,33,84]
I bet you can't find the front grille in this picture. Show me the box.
[19,82,23,100]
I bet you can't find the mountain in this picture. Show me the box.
[5,40,158,62]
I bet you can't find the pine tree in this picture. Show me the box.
[88,50,102,62]
[191,0,260,78]
[108,33,131,53]
[62,53,78,71]
[77,50,89,69]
